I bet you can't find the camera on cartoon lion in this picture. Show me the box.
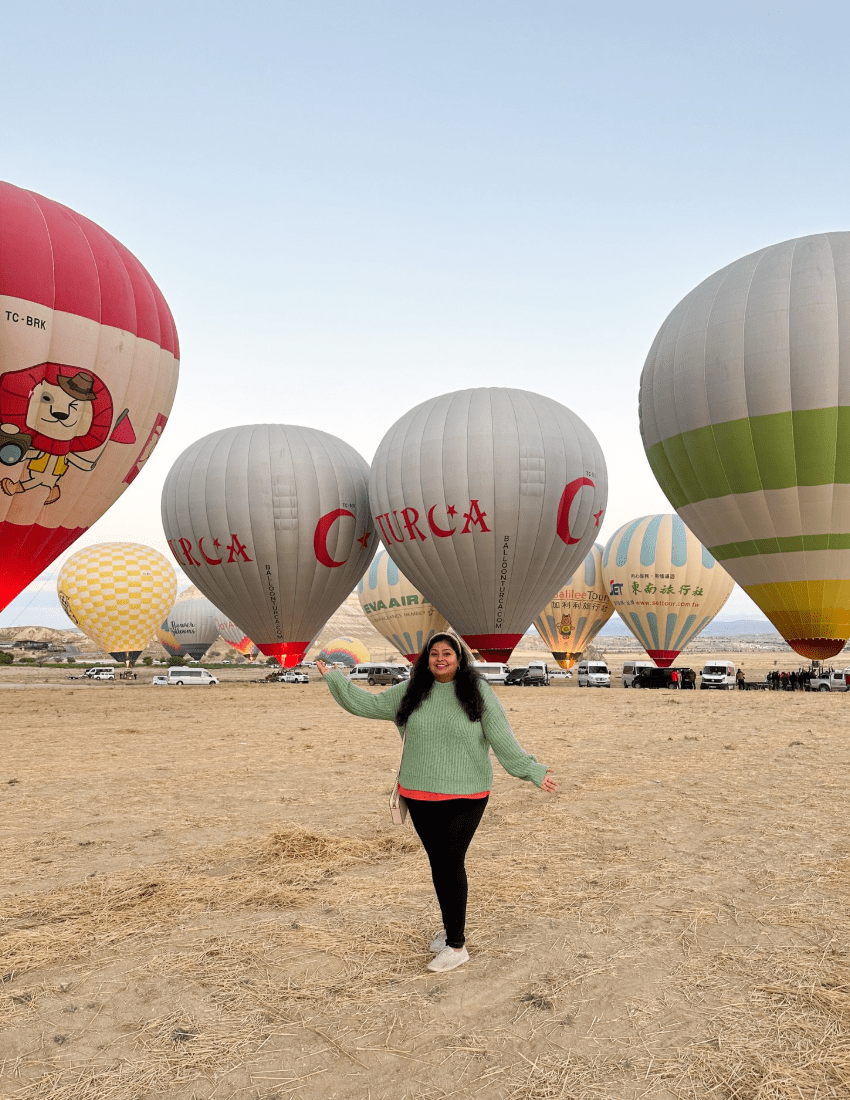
[0,366,112,505]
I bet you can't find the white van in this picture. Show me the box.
[166,667,219,686]
[622,660,655,688]
[85,665,114,679]
[473,662,510,684]
[577,660,610,688]
[700,661,736,690]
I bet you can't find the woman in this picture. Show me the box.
[317,632,557,973]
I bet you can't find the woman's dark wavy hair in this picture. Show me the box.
[395,632,485,726]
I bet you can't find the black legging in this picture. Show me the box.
[405,796,489,949]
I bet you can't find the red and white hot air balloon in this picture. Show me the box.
[0,182,179,610]
[215,613,257,659]
[161,424,376,666]
[369,388,607,662]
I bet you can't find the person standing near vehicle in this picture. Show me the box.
[317,632,557,973]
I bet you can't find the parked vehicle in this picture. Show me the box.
[151,675,168,686]
[85,666,115,679]
[165,667,219,686]
[281,670,309,684]
[472,662,511,684]
[505,667,528,686]
[349,663,409,686]
[576,660,610,688]
[700,661,736,690]
[523,661,550,686]
[622,660,656,688]
[633,666,694,689]
[807,667,850,692]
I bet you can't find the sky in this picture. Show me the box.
[2,0,849,627]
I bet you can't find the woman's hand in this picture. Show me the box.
[540,769,558,793]
[316,660,329,677]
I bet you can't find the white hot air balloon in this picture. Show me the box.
[369,388,607,662]
[533,543,613,669]
[165,596,220,660]
[357,547,450,662]
[602,514,734,667]
[161,424,376,666]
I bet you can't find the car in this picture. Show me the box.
[151,675,168,686]
[93,669,114,680]
[505,667,528,686]
[281,671,309,684]
[523,661,551,686]
[632,666,695,689]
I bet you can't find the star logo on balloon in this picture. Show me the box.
[593,509,604,527]
[357,530,371,549]
[446,505,457,517]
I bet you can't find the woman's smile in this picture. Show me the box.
[429,642,459,682]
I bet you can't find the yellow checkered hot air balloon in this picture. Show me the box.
[57,542,177,665]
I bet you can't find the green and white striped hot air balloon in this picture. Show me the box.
[640,233,850,661]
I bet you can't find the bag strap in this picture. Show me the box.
[394,724,407,784]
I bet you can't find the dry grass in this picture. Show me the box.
[2,678,850,1098]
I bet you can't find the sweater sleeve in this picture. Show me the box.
[479,682,548,787]
[323,670,407,725]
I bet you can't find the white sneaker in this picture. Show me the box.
[426,946,469,972]
[429,931,447,952]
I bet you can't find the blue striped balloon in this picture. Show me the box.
[357,548,450,662]
[601,514,733,667]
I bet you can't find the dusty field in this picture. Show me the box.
[2,661,849,1099]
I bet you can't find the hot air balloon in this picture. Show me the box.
[602,514,734,667]
[161,424,376,666]
[215,613,257,659]
[156,618,184,658]
[318,636,370,667]
[164,596,220,660]
[57,542,177,664]
[0,183,179,611]
[369,388,607,663]
[533,543,613,669]
[639,232,850,660]
[357,548,450,662]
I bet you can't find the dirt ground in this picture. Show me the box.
[2,654,849,1099]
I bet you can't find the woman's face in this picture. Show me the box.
[429,640,459,682]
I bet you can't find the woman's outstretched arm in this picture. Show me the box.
[318,663,408,723]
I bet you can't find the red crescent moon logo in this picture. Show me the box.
[198,536,223,565]
[427,505,456,537]
[314,508,355,567]
[556,477,595,545]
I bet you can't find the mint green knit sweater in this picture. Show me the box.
[323,671,548,795]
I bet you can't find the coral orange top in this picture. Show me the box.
[398,786,490,801]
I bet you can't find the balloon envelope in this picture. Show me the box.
[156,619,184,658]
[357,548,450,662]
[640,232,850,660]
[165,596,219,660]
[602,514,734,667]
[369,388,607,662]
[0,183,179,611]
[318,636,370,667]
[161,424,377,666]
[57,542,177,664]
[533,543,613,669]
[215,614,256,657]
